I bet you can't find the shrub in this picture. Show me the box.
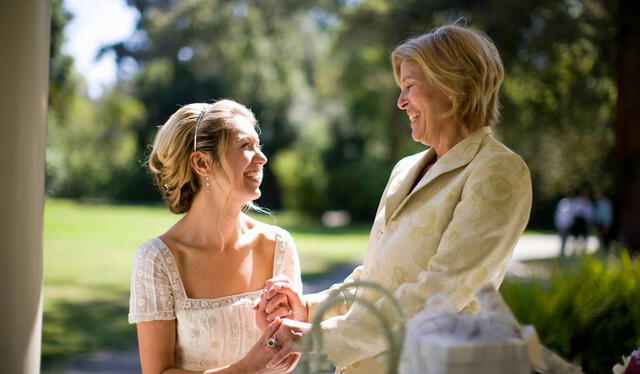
[501,252,640,374]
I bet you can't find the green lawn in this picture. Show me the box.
[42,199,369,362]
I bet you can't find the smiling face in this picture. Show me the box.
[396,60,453,147]
[214,115,267,204]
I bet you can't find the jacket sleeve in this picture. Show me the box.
[319,152,533,368]
[305,265,364,320]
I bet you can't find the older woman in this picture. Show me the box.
[128,99,302,373]
[257,24,533,374]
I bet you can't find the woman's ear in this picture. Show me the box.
[190,151,213,178]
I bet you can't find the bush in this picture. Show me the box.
[501,252,640,374]
[272,148,329,215]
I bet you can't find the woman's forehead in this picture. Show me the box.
[400,60,425,80]
[230,116,259,140]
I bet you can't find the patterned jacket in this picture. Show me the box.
[305,126,533,374]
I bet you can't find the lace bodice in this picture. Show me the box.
[128,227,302,371]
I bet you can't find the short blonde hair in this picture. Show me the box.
[391,24,504,130]
[148,99,257,214]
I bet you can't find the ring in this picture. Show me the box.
[267,336,279,348]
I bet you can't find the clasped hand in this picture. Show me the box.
[252,275,312,368]
[253,274,310,328]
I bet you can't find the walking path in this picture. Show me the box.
[43,234,597,373]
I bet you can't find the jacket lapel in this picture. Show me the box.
[386,126,492,223]
[383,149,434,224]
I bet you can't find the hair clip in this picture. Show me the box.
[193,105,210,151]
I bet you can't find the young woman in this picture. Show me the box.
[128,99,302,373]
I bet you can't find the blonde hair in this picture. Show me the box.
[148,99,257,214]
[391,24,504,130]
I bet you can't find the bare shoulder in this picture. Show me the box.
[242,214,289,253]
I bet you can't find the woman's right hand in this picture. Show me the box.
[262,275,309,323]
[232,318,298,374]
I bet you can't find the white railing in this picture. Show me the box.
[297,281,405,374]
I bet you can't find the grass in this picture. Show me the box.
[42,199,369,364]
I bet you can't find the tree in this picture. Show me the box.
[47,0,143,199]
[323,0,620,226]
[49,0,76,125]
[103,0,343,206]
[613,0,640,251]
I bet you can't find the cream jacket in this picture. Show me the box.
[305,126,532,373]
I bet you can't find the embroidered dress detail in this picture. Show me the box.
[128,228,302,371]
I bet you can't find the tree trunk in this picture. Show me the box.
[614,0,640,251]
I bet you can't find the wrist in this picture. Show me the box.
[227,359,248,374]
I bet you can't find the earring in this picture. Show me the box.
[205,176,211,193]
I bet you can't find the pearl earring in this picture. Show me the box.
[205,176,211,193]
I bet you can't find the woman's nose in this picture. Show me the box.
[255,148,267,165]
[397,91,408,109]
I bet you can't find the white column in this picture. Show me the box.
[0,0,50,372]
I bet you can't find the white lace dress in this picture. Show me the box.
[128,228,302,371]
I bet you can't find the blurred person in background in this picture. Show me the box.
[255,24,533,374]
[593,189,613,254]
[555,192,575,257]
[128,99,303,374]
[570,189,593,253]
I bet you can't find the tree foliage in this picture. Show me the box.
[50,0,636,234]
[49,0,76,125]
[101,0,345,206]
[47,0,143,199]
[327,0,618,223]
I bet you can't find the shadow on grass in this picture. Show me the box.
[42,288,135,369]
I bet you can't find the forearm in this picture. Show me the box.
[305,265,363,319]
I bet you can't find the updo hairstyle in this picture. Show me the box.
[391,24,504,130]
[148,99,257,214]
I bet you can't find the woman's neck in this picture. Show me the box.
[173,191,247,252]
[430,119,470,159]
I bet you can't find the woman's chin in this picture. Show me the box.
[410,130,432,146]
[248,188,262,201]
[233,188,262,208]
[411,131,427,145]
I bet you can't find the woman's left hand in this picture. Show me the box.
[266,318,311,370]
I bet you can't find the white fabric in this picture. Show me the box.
[128,228,302,371]
[399,286,533,374]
